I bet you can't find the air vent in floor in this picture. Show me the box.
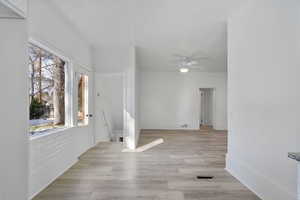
[196,176,214,179]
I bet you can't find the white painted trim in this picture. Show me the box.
[123,71,128,148]
[29,38,71,64]
[0,0,26,18]
[29,127,73,141]
[96,139,111,143]
[226,154,297,200]
[213,127,227,131]
[135,129,140,148]
[142,128,202,131]
[28,158,78,200]
[28,38,74,129]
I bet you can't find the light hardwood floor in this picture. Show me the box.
[33,130,261,200]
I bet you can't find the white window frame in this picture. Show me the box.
[28,38,74,138]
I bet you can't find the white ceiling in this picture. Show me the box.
[0,3,22,18]
[51,0,245,72]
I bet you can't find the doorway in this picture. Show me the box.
[199,88,214,130]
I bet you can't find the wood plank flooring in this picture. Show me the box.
[33,130,261,200]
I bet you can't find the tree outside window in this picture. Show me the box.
[29,43,66,134]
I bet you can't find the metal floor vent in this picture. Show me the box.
[196,176,214,179]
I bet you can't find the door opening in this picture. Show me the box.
[199,88,214,131]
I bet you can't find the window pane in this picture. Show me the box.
[77,74,88,126]
[29,43,66,134]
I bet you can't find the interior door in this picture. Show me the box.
[75,67,95,148]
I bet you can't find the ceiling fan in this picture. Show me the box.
[172,54,209,73]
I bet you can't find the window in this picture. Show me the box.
[28,43,67,134]
[77,74,88,126]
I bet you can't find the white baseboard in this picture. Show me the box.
[141,127,227,131]
[142,128,200,131]
[96,138,111,142]
[135,129,140,148]
[214,125,227,131]
[226,154,296,200]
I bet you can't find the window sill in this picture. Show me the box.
[29,126,73,141]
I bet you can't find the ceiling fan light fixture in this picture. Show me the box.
[179,67,189,73]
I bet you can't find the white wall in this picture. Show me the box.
[28,0,91,69]
[93,46,133,73]
[94,73,123,142]
[135,62,141,146]
[0,19,28,200]
[124,46,140,149]
[95,74,123,131]
[7,0,27,13]
[200,89,214,126]
[227,1,300,200]
[93,44,140,148]
[140,71,227,130]
[0,0,27,17]
[28,0,94,198]
[92,45,133,143]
